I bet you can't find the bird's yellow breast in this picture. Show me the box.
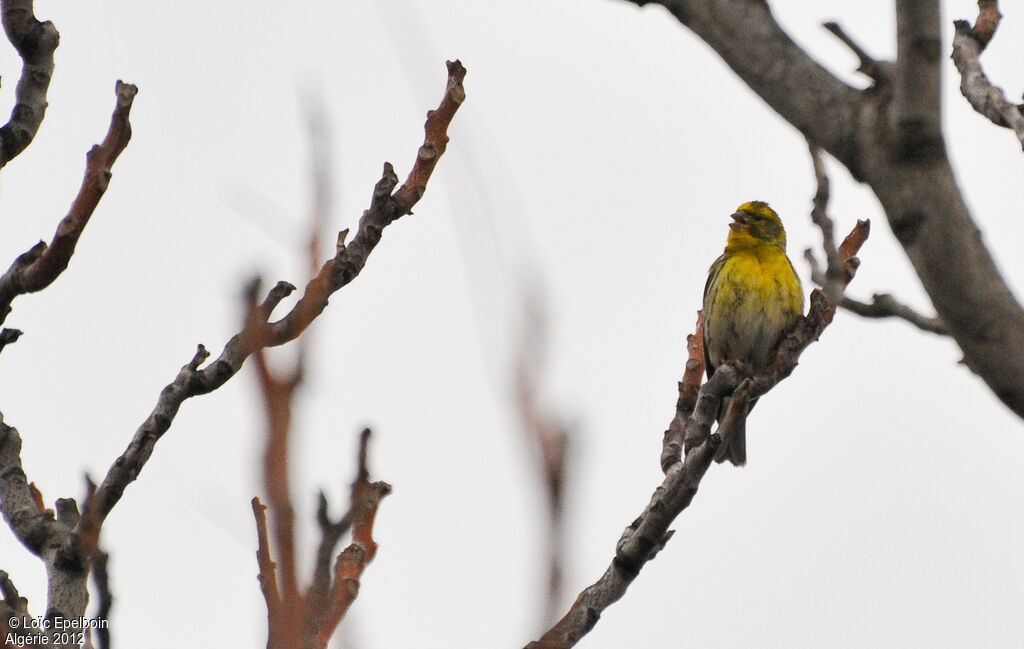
[703,246,804,373]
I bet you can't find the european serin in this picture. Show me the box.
[703,201,804,466]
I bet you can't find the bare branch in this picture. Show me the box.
[951,5,1024,149]
[807,143,844,302]
[804,145,869,304]
[803,149,944,336]
[0,81,138,328]
[83,60,465,531]
[251,317,302,629]
[0,0,59,167]
[806,246,943,334]
[514,286,569,625]
[306,433,366,627]
[251,497,283,645]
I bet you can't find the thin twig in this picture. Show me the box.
[802,149,943,335]
[251,497,283,646]
[807,143,844,303]
[839,293,949,335]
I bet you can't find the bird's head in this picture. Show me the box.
[726,200,787,250]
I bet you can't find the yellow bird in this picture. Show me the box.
[703,201,804,465]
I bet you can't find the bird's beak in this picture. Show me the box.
[729,211,747,230]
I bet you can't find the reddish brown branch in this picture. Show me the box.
[310,454,391,649]
[0,0,59,167]
[970,0,1001,48]
[256,424,390,649]
[526,221,869,649]
[248,278,307,647]
[252,91,399,647]
[252,497,283,645]
[27,482,45,513]
[663,310,703,471]
[513,286,570,625]
[836,220,870,267]
[250,300,303,623]
[305,432,370,623]
[0,81,137,327]
[393,60,467,213]
[64,477,103,576]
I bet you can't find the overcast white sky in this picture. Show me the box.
[2,1,1023,648]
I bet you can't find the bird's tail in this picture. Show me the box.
[714,396,747,466]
